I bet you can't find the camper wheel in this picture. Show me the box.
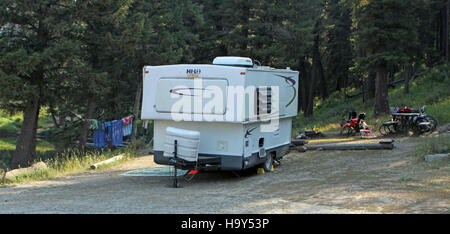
[262,153,274,172]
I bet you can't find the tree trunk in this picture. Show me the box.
[315,50,327,99]
[446,0,449,62]
[301,75,308,114]
[298,60,308,114]
[404,65,411,94]
[363,71,376,101]
[304,30,323,117]
[304,75,315,117]
[11,87,41,169]
[131,76,143,141]
[368,71,376,98]
[78,93,96,152]
[440,1,449,61]
[303,66,316,117]
[299,60,313,117]
[374,65,390,117]
[49,103,59,128]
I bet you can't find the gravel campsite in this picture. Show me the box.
[1,136,448,214]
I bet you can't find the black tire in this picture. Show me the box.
[263,154,273,172]
[414,115,437,134]
[425,115,438,131]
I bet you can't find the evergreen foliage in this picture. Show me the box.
[0,0,448,168]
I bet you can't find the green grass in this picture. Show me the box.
[414,135,450,169]
[414,135,450,158]
[0,107,55,134]
[1,151,124,185]
[0,140,146,186]
[0,117,20,133]
[0,137,55,151]
[0,110,22,132]
[293,63,450,134]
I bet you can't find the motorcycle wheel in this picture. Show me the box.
[414,116,437,134]
[425,115,438,131]
[346,127,355,137]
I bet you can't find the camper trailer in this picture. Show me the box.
[141,57,299,172]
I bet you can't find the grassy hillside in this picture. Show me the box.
[0,112,22,133]
[0,107,54,134]
[293,64,450,134]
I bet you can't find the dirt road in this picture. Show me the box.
[0,136,448,214]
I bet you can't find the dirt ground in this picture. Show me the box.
[0,136,449,214]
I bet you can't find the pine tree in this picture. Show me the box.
[324,0,353,92]
[0,0,79,168]
[357,0,419,116]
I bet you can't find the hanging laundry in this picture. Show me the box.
[90,115,132,147]
[122,116,131,125]
[90,119,99,130]
[110,120,123,146]
[93,122,107,147]
[123,124,132,137]
[105,121,112,143]
[123,118,132,137]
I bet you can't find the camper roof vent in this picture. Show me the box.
[213,56,253,67]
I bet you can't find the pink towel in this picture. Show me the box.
[122,116,130,125]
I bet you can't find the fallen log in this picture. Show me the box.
[90,154,125,169]
[4,162,47,180]
[291,139,309,146]
[299,142,394,151]
[424,153,450,162]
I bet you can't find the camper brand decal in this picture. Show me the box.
[186,68,201,74]
[186,68,201,78]
[274,74,296,107]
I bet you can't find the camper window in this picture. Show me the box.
[256,87,272,117]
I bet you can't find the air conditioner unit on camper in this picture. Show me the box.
[212,56,253,67]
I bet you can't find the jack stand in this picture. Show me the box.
[172,166,179,188]
[170,140,181,188]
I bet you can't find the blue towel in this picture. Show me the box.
[110,120,123,146]
[93,122,107,147]
[105,121,112,142]
[123,123,132,136]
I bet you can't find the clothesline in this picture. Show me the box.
[86,114,135,123]
[90,115,135,148]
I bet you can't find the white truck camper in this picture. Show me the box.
[141,56,299,171]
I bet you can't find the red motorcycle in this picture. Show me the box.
[341,112,366,137]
